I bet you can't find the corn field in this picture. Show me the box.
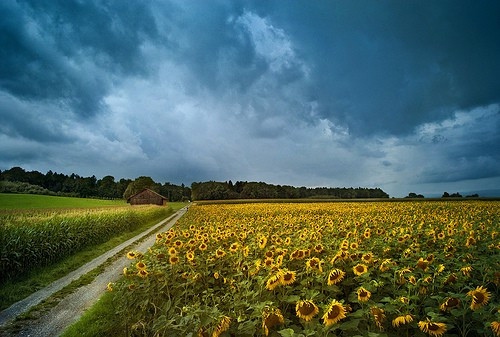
[0,206,171,281]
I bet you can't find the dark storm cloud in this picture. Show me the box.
[252,0,500,136]
[0,0,161,117]
[1,1,499,197]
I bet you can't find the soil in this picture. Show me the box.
[0,206,188,337]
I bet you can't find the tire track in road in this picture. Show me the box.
[0,206,188,337]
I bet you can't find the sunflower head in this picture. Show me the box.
[370,307,386,330]
[137,269,148,278]
[353,263,368,276]
[212,316,231,337]
[306,257,323,272]
[279,269,296,286]
[136,261,146,270]
[467,285,491,310]
[258,236,268,249]
[357,287,371,302]
[418,318,447,337]
[491,321,500,337]
[265,273,282,291]
[262,307,284,336]
[322,300,347,326]
[392,314,413,327]
[327,268,346,285]
[296,300,319,321]
[439,297,460,312]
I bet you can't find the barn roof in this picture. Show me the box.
[126,188,168,202]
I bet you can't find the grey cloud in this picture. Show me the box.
[0,1,162,117]
[253,1,500,137]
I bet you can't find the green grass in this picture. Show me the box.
[0,202,185,311]
[61,290,127,337]
[0,193,126,210]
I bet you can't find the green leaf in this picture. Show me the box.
[278,328,301,337]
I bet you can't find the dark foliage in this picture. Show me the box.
[0,167,190,201]
[191,180,389,200]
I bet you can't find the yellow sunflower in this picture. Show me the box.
[379,259,394,272]
[295,300,319,321]
[461,265,473,277]
[491,321,500,337]
[467,285,491,310]
[322,300,347,326]
[199,243,208,251]
[418,319,447,337]
[215,248,226,259]
[439,297,460,312]
[262,307,284,336]
[265,274,282,291]
[392,314,413,327]
[212,316,231,337]
[306,257,323,272]
[258,236,268,249]
[362,253,373,264]
[229,242,239,253]
[169,255,179,265]
[126,251,137,259]
[353,263,368,276]
[168,247,177,256]
[186,251,195,262]
[416,257,429,271]
[314,243,324,253]
[279,270,296,286]
[136,261,146,270]
[370,306,385,330]
[327,268,346,285]
[357,287,371,302]
[137,269,148,278]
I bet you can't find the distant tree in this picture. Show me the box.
[123,176,157,200]
[405,192,424,198]
[97,175,118,198]
[449,192,463,198]
[442,192,450,198]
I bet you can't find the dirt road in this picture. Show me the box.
[0,206,188,337]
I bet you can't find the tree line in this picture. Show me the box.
[0,167,190,201]
[1,166,390,201]
[191,181,389,200]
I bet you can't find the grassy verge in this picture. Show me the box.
[0,202,185,311]
[61,291,126,337]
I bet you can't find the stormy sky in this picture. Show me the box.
[1,0,499,197]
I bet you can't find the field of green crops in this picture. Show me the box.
[0,193,126,210]
[0,194,172,282]
[109,201,499,337]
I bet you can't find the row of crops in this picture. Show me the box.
[112,201,500,337]
[0,206,172,281]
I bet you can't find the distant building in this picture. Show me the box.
[127,188,168,206]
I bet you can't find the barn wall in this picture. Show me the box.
[129,189,166,205]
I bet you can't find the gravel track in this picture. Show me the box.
[0,206,188,337]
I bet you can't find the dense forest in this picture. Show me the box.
[191,181,389,200]
[1,167,390,201]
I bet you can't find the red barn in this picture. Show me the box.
[127,188,168,206]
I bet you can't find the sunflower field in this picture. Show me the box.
[113,201,500,337]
